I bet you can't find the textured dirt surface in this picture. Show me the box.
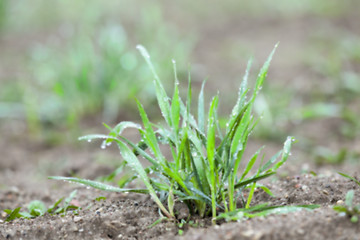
[1,162,360,240]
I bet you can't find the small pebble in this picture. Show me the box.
[74,216,82,222]
[301,185,309,192]
[336,200,344,205]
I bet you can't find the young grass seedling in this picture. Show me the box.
[3,190,79,221]
[50,45,317,223]
[333,172,360,223]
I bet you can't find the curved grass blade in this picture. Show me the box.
[240,147,264,181]
[338,172,360,187]
[136,45,171,125]
[136,99,167,166]
[48,176,149,194]
[272,136,294,171]
[78,134,110,142]
[252,43,278,100]
[114,138,173,218]
[198,81,206,133]
[111,121,142,136]
[227,58,252,132]
[216,204,319,221]
[233,172,276,190]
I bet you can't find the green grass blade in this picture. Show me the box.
[198,81,206,133]
[260,151,282,172]
[230,107,251,157]
[187,70,192,117]
[49,176,149,194]
[47,197,64,214]
[338,172,360,187]
[245,205,319,218]
[240,147,264,181]
[111,121,142,136]
[5,207,22,222]
[115,138,173,218]
[252,43,278,100]
[272,136,294,171]
[257,184,275,197]
[207,95,219,223]
[136,45,171,125]
[78,134,110,142]
[345,190,354,207]
[136,99,166,165]
[227,58,252,131]
[245,182,256,209]
[118,135,159,167]
[333,205,348,213]
[234,172,276,189]
[171,60,181,135]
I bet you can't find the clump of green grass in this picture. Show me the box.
[333,172,360,223]
[51,45,317,223]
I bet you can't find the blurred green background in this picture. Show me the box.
[0,0,359,165]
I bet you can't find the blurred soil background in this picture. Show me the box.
[0,0,360,239]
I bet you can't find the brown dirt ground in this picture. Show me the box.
[1,1,360,240]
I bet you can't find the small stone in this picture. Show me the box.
[69,223,78,232]
[74,216,82,222]
[337,200,344,205]
[301,185,309,192]
[322,190,329,195]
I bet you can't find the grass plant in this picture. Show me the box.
[333,172,360,223]
[50,45,318,223]
[3,190,79,221]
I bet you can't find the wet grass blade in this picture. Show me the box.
[136,99,166,165]
[226,59,252,132]
[115,138,173,218]
[136,45,171,125]
[272,136,294,171]
[171,60,181,136]
[207,95,219,222]
[48,176,149,194]
[198,81,206,133]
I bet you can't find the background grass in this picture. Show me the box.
[0,0,359,173]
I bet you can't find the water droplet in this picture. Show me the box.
[87,139,92,143]
[172,59,176,64]
[101,141,107,149]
